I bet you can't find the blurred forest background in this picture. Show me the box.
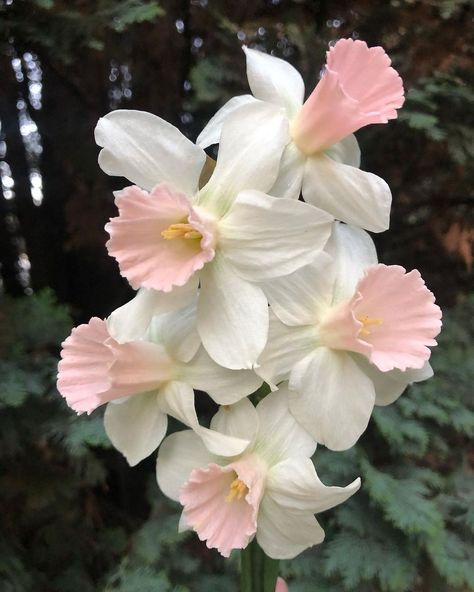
[0,0,473,591]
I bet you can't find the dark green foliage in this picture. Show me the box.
[1,1,164,61]
[400,73,474,163]
[0,290,119,590]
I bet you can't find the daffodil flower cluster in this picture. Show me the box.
[57,39,442,560]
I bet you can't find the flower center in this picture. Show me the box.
[225,477,248,503]
[357,314,383,337]
[161,221,202,240]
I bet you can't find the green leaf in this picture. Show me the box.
[0,365,29,408]
[372,405,429,456]
[105,566,171,592]
[361,461,444,536]
[64,413,112,454]
[427,530,474,587]
[34,0,55,8]
[324,530,416,591]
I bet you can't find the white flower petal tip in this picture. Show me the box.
[256,388,317,460]
[325,222,378,301]
[105,184,215,292]
[219,190,333,282]
[302,152,391,233]
[95,109,206,195]
[292,38,405,154]
[180,347,263,406]
[57,317,173,415]
[196,95,258,148]
[104,393,167,466]
[362,359,434,407]
[243,46,305,116]
[288,349,376,451]
[197,255,269,370]
[350,476,362,490]
[319,264,442,372]
[107,283,198,344]
[210,397,259,444]
[160,381,254,459]
[198,100,290,216]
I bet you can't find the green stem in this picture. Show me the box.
[241,540,280,592]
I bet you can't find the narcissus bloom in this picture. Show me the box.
[57,300,262,465]
[275,579,289,592]
[156,389,360,559]
[257,223,442,451]
[95,103,333,369]
[198,39,404,232]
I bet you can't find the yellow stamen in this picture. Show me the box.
[225,478,248,503]
[357,314,383,337]
[161,222,202,240]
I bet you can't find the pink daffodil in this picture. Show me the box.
[197,39,404,232]
[57,299,262,465]
[276,578,289,592]
[156,390,360,559]
[257,223,442,451]
[95,104,333,369]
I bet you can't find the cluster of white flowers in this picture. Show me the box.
[57,39,442,560]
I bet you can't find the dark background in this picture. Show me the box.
[0,1,473,591]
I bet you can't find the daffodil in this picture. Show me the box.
[198,39,405,232]
[257,223,442,450]
[95,102,332,369]
[156,389,360,559]
[57,299,262,465]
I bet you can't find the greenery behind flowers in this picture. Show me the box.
[0,0,473,590]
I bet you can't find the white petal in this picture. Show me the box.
[257,314,317,388]
[197,254,268,370]
[244,47,305,117]
[107,280,199,343]
[324,222,378,303]
[255,388,316,462]
[269,142,306,200]
[302,154,391,232]
[289,348,376,451]
[104,392,167,466]
[263,253,335,326]
[210,397,259,443]
[257,457,360,559]
[146,297,200,363]
[95,110,206,194]
[178,511,191,533]
[219,190,333,282]
[156,429,216,501]
[266,457,361,513]
[257,496,325,560]
[197,101,289,216]
[354,355,434,406]
[196,95,259,148]
[160,381,252,456]
[325,134,361,168]
[179,347,263,405]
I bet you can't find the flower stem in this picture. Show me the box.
[240,539,280,592]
